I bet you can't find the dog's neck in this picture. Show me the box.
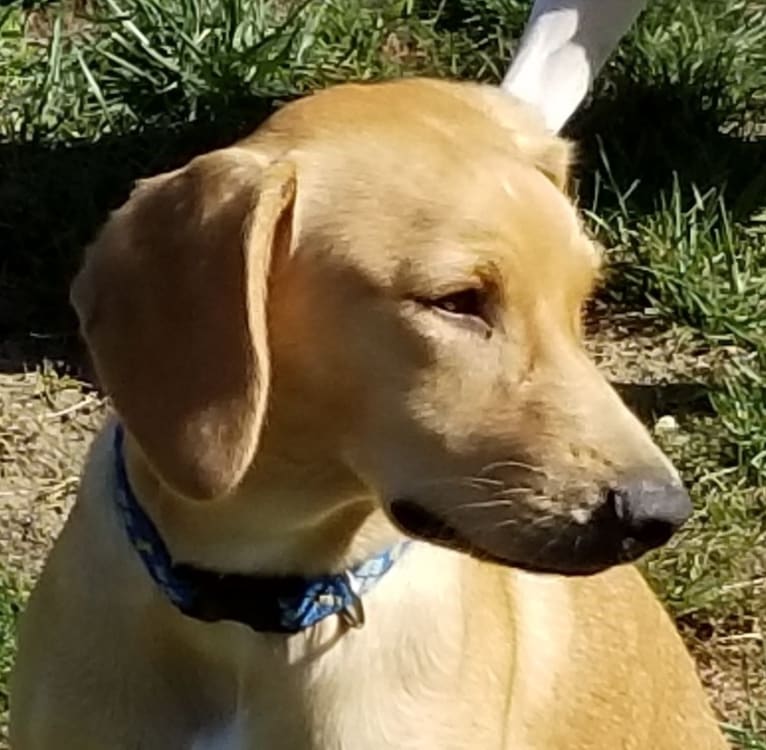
[120,427,405,579]
[112,422,409,632]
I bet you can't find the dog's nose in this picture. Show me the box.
[609,478,693,549]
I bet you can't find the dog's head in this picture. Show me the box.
[72,78,690,575]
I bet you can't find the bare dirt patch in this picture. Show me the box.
[0,366,105,580]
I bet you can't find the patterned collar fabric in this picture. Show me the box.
[112,424,409,633]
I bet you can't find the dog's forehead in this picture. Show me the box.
[258,78,564,198]
[293,145,587,287]
[256,79,591,286]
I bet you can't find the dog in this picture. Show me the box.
[11,78,727,749]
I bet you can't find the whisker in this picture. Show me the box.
[493,507,554,529]
[492,517,520,529]
[479,460,549,477]
[450,498,516,512]
[461,477,506,489]
[489,486,539,499]
[450,487,545,514]
[410,475,505,492]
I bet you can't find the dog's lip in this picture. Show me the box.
[388,498,463,547]
[387,498,654,577]
[386,498,566,573]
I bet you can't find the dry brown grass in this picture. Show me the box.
[0,366,104,580]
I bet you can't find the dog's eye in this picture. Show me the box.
[416,288,493,335]
[429,289,484,318]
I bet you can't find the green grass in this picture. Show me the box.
[0,578,23,742]
[727,716,766,750]
[1,0,765,745]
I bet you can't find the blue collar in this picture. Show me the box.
[112,424,409,633]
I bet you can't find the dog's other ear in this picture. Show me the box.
[428,80,574,192]
[71,149,296,500]
[517,131,572,192]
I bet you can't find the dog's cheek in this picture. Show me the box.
[268,260,422,441]
[399,331,526,452]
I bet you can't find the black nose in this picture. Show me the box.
[609,478,693,549]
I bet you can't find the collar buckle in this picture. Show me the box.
[339,571,366,629]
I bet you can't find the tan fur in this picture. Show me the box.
[11,78,727,749]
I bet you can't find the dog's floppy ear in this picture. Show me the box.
[71,148,296,500]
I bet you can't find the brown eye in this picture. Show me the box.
[430,288,484,318]
[410,286,493,334]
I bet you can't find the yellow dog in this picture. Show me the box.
[12,78,726,750]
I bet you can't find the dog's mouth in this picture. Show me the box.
[389,499,467,549]
[388,498,554,571]
[387,497,669,576]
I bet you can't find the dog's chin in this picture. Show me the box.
[387,499,648,577]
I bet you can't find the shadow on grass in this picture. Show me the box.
[567,77,766,220]
[615,382,715,424]
[0,99,275,375]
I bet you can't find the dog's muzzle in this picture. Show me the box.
[387,474,692,576]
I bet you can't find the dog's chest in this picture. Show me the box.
[197,545,475,750]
